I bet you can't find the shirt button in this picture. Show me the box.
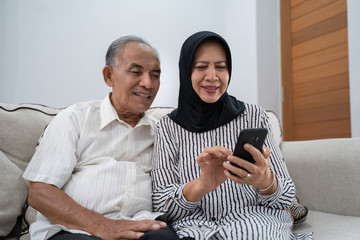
[211,217,216,221]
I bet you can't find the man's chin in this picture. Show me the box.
[130,96,155,112]
[134,103,153,113]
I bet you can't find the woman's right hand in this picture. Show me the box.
[182,146,231,202]
[197,146,232,192]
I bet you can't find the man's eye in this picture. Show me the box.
[152,74,160,80]
[151,72,160,78]
[131,71,141,75]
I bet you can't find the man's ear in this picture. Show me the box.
[103,65,114,87]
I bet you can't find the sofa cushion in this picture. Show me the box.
[294,210,360,239]
[282,138,360,217]
[0,103,62,171]
[0,151,29,237]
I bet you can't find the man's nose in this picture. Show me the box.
[140,74,153,89]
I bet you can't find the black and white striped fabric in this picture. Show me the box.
[291,197,309,227]
[152,103,312,240]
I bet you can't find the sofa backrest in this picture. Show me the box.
[282,137,360,216]
[0,103,63,172]
[0,103,63,237]
[0,103,283,171]
[266,111,282,146]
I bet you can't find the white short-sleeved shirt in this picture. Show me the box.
[23,94,162,240]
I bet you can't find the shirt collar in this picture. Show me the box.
[99,93,154,130]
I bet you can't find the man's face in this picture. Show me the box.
[106,42,160,115]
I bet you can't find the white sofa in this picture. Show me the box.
[283,138,360,239]
[1,102,360,240]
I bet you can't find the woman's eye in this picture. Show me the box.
[217,65,226,69]
[195,65,207,70]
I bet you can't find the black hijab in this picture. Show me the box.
[169,31,245,133]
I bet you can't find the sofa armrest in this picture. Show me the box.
[281,138,360,217]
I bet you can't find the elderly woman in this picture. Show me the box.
[151,31,312,240]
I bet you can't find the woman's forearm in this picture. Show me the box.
[182,178,208,202]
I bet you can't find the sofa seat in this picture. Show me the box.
[294,210,360,239]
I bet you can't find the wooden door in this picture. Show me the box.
[280,0,351,141]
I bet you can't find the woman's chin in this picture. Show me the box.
[200,95,221,103]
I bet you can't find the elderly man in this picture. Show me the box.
[23,36,179,240]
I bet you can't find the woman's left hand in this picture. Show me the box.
[223,144,277,194]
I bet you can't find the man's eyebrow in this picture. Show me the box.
[130,62,161,74]
[130,63,144,69]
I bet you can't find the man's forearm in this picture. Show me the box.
[28,182,105,235]
[28,182,168,240]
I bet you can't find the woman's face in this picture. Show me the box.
[191,40,229,103]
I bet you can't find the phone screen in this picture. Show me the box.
[230,128,268,174]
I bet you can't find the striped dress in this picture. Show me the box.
[151,103,312,240]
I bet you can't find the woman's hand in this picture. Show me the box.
[197,146,232,192]
[223,144,278,195]
[183,146,231,202]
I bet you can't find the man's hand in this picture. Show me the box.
[96,219,167,240]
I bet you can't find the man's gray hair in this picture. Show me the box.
[105,35,159,67]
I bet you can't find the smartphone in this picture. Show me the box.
[230,128,268,174]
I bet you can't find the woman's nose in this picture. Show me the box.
[205,67,218,81]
